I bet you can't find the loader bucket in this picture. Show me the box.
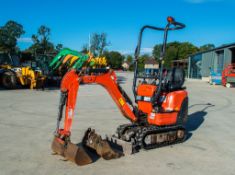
[51,137,93,166]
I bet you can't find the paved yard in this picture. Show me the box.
[0,72,234,175]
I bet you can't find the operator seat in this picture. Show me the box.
[164,68,185,91]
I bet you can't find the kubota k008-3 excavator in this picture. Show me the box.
[51,17,188,166]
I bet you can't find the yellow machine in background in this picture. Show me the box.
[50,50,108,76]
[0,53,46,89]
[90,56,107,68]
[17,66,46,89]
[0,65,46,89]
[60,53,107,69]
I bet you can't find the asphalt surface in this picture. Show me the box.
[0,72,235,175]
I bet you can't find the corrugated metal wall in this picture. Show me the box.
[224,48,232,67]
[188,45,235,79]
[201,52,213,77]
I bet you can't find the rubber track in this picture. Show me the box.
[136,125,186,150]
[116,124,186,150]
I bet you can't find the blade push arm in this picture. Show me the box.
[57,70,137,136]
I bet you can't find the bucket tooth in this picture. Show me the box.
[51,136,93,166]
[83,128,123,160]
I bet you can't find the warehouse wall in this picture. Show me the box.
[224,48,232,67]
[188,45,235,79]
[188,54,202,79]
[201,52,213,77]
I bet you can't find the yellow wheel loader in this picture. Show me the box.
[0,53,46,89]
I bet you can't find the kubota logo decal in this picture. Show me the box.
[119,98,125,106]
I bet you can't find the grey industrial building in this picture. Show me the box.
[188,43,235,79]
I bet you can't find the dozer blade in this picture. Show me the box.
[82,128,124,160]
[51,136,93,166]
[106,135,134,155]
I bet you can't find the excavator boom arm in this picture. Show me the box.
[58,70,137,136]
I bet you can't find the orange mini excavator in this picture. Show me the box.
[51,17,188,166]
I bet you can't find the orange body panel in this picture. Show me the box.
[147,90,187,126]
[147,112,178,126]
[137,84,156,113]
[138,101,153,113]
[137,84,156,97]
[161,90,188,112]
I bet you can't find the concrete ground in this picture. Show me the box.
[0,72,235,175]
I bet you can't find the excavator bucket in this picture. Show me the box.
[51,128,123,166]
[82,128,124,160]
[51,137,93,166]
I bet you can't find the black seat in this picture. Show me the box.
[164,68,185,91]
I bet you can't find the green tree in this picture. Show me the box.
[152,41,199,68]
[28,25,54,55]
[81,44,89,54]
[199,44,215,52]
[103,51,124,69]
[138,54,150,70]
[178,42,199,58]
[126,55,133,64]
[55,43,63,52]
[0,20,25,53]
[90,33,110,56]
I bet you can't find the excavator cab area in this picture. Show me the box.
[132,17,187,126]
